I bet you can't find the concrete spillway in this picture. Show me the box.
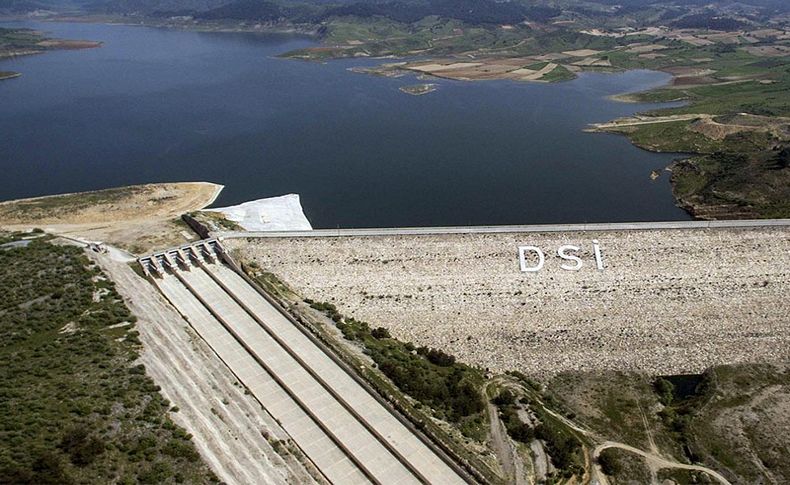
[145,243,466,485]
[155,273,370,483]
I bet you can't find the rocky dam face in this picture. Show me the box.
[225,223,790,376]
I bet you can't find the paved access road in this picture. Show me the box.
[215,219,790,239]
[155,260,467,485]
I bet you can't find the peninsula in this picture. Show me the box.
[0,26,101,79]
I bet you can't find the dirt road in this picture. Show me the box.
[593,442,732,485]
[486,396,521,483]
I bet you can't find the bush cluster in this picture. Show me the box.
[0,235,214,484]
[310,302,485,425]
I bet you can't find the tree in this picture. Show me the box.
[654,377,675,406]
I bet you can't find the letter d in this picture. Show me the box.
[519,246,545,272]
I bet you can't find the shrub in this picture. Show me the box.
[598,448,622,476]
[654,377,675,406]
[418,347,456,367]
[162,439,200,462]
[493,389,516,406]
[59,425,106,466]
[535,423,582,473]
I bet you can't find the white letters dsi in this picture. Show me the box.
[518,240,604,272]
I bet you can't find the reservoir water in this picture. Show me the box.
[0,21,691,228]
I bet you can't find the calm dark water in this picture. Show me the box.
[0,21,691,227]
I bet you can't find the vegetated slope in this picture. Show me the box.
[0,0,61,13]
[608,74,790,218]
[80,0,790,22]
[87,0,234,15]
[315,0,539,25]
[0,27,49,56]
[0,232,216,484]
[686,364,790,484]
[88,0,553,24]
[547,365,790,484]
[305,300,486,431]
[0,0,99,14]
[0,0,46,13]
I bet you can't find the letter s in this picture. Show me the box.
[558,245,582,271]
[518,246,545,272]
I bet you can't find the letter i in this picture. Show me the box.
[592,240,604,270]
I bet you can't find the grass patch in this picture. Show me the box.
[188,211,244,232]
[540,64,576,82]
[0,186,143,224]
[598,447,651,483]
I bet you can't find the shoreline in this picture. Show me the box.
[0,71,21,80]
[200,183,225,209]
[0,182,226,254]
[0,181,222,207]
[0,18,747,222]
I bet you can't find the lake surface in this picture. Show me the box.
[0,21,691,228]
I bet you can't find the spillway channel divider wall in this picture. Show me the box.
[142,267,341,485]
[168,266,383,485]
[197,259,433,484]
[217,248,481,485]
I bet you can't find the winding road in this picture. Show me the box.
[592,442,732,485]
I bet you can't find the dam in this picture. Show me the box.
[219,219,790,377]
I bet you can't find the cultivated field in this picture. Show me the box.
[228,226,790,376]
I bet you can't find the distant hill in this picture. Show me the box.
[190,0,546,25]
[0,0,105,14]
[4,0,788,24]
[316,0,535,25]
[85,0,234,15]
[76,0,558,25]
[0,0,62,13]
[671,13,747,31]
[195,0,283,20]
